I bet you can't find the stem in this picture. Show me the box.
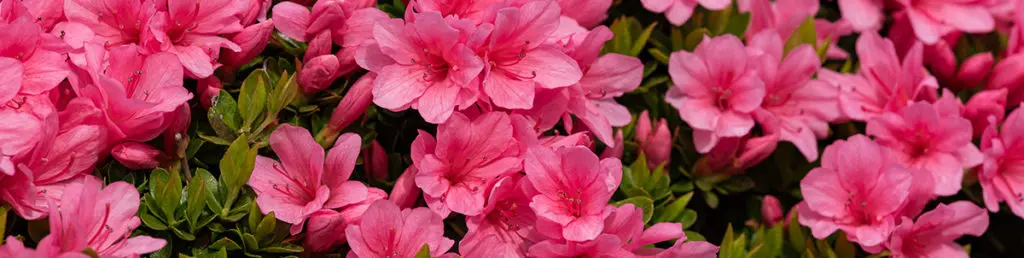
[181,159,193,182]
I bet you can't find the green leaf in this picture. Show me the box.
[720,176,755,193]
[683,28,709,51]
[648,48,670,65]
[0,206,8,243]
[261,244,304,253]
[247,201,264,233]
[684,230,705,241]
[703,191,719,209]
[719,224,737,258]
[150,168,182,222]
[654,192,693,223]
[787,211,806,251]
[670,181,694,193]
[783,17,817,54]
[210,237,242,251]
[622,187,651,198]
[256,212,277,243]
[239,70,268,130]
[185,172,210,230]
[171,224,196,241]
[208,89,242,140]
[629,22,657,56]
[613,196,655,223]
[140,210,169,231]
[834,232,856,258]
[220,135,257,212]
[751,225,784,258]
[707,4,733,35]
[271,71,301,114]
[241,233,259,250]
[195,169,224,214]
[680,209,698,229]
[414,243,431,258]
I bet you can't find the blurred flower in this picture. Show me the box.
[389,166,421,209]
[962,89,1007,138]
[556,0,612,28]
[640,0,731,26]
[345,200,456,258]
[892,0,995,44]
[746,0,819,40]
[762,195,784,227]
[978,107,1024,219]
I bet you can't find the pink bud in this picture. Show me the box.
[964,88,1008,137]
[600,130,624,159]
[327,73,375,132]
[924,40,957,83]
[298,55,340,94]
[362,139,388,181]
[389,166,421,209]
[197,77,223,109]
[635,110,672,168]
[761,195,784,227]
[953,52,994,91]
[239,0,272,26]
[221,20,275,69]
[304,31,334,62]
[112,142,168,169]
[987,55,1024,106]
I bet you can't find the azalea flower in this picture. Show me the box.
[0,21,70,105]
[797,135,915,249]
[893,0,995,44]
[696,110,779,175]
[0,236,88,258]
[747,30,839,161]
[357,12,485,123]
[866,99,983,196]
[405,0,501,24]
[63,0,158,46]
[640,0,731,26]
[666,34,765,153]
[525,146,621,242]
[978,106,1024,219]
[461,174,541,257]
[345,200,457,258]
[42,176,166,257]
[304,187,387,252]
[247,125,371,234]
[142,0,247,78]
[886,201,989,258]
[815,19,854,60]
[412,112,522,216]
[555,0,612,28]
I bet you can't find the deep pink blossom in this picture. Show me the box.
[322,73,375,138]
[404,0,502,24]
[762,195,784,227]
[747,30,839,161]
[0,236,88,258]
[525,146,621,242]
[362,139,389,181]
[696,110,779,175]
[636,110,672,168]
[142,0,247,78]
[0,21,70,105]
[893,0,995,44]
[460,173,540,258]
[867,100,983,196]
[412,112,522,216]
[963,89,1007,138]
[886,202,989,258]
[797,135,915,248]
[43,176,166,257]
[389,166,421,209]
[978,107,1024,218]
[640,0,731,26]
[357,13,484,123]
[556,0,612,28]
[247,125,371,234]
[830,32,937,122]
[63,0,157,46]
[480,1,583,110]
[304,187,387,252]
[345,200,456,258]
[666,34,765,153]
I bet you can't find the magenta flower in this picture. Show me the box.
[747,30,840,161]
[640,0,731,26]
[797,135,915,248]
[389,166,422,209]
[461,174,540,257]
[0,236,88,258]
[696,110,779,175]
[405,0,501,24]
[762,195,785,227]
[963,89,1007,138]
[978,107,1024,218]
[636,110,672,168]
[43,176,166,257]
[666,34,765,153]
[893,0,995,44]
[247,125,371,234]
[412,112,522,216]
[831,32,936,122]
[0,21,70,105]
[480,1,583,110]
[345,200,456,258]
[304,187,387,252]
[63,0,158,46]
[886,201,989,258]
[555,0,612,28]
[220,19,275,70]
[357,13,484,123]
[142,0,248,78]
[525,146,621,242]
[866,100,983,196]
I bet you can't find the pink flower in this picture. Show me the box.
[345,200,456,258]
[747,30,839,161]
[600,130,624,159]
[556,0,612,28]
[220,19,275,70]
[480,1,583,110]
[75,45,193,143]
[0,236,88,258]
[321,73,375,139]
[111,142,168,169]
[640,0,731,26]
[696,110,779,175]
[962,89,1007,138]
[412,112,522,216]
[797,135,915,248]
[304,187,387,252]
[363,139,389,181]
[525,146,621,242]
[357,13,484,123]
[893,0,995,44]
[0,21,70,105]
[404,0,501,24]
[389,166,422,209]
[461,173,540,257]
[830,32,937,122]
[0,96,52,173]
[886,201,989,258]
[836,0,883,31]
[527,235,632,257]
[44,176,166,257]
[143,0,247,78]
[762,195,784,227]
[666,34,765,153]
[746,0,819,41]
[978,106,1024,218]
[247,125,371,234]
[0,165,43,220]
[866,100,983,196]
[636,110,672,168]
[197,76,223,109]
[63,0,157,46]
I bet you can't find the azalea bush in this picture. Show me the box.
[2,0,1024,257]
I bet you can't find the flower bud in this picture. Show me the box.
[389,166,421,209]
[600,130,624,159]
[761,195,784,227]
[362,139,388,181]
[221,20,274,69]
[197,77,223,109]
[298,55,340,94]
[964,88,1008,137]
[112,142,168,169]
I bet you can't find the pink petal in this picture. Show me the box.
[418,82,460,124]
[562,215,605,242]
[483,72,536,109]
[838,0,882,31]
[270,125,326,188]
[373,64,428,110]
[324,133,361,185]
[272,2,311,41]
[0,57,23,104]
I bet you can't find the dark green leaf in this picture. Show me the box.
[648,48,670,65]
[703,191,719,209]
[150,168,182,222]
[140,210,169,231]
[751,225,784,258]
[680,209,698,229]
[171,225,196,241]
[239,70,268,130]
[834,232,856,258]
[261,244,304,253]
[629,22,658,56]
[241,233,259,250]
[210,237,242,251]
[208,90,242,140]
[256,212,277,243]
[185,172,210,230]
[788,211,806,251]
[654,192,693,223]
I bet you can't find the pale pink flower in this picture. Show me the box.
[0,21,70,105]
[44,176,166,257]
[830,32,937,122]
[636,110,672,168]
[666,34,765,153]
[867,100,983,196]
[746,0,819,41]
[978,107,1024,218]
[886,201,989,258]
[747,30,839,161]
[556,0,612,28]
[357,13,484,123]
[461,173,541,258]
[304,187,387,252]
[797,135,915,248]
[480,1,583,110]
[836,0,883,31]
[640,0,731,26]
[893,0,995,44]
[345,200,456,258]
[247,125,371,234]
[412,112,522,216]
[525,146,621,242]
[142,0,247,78]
